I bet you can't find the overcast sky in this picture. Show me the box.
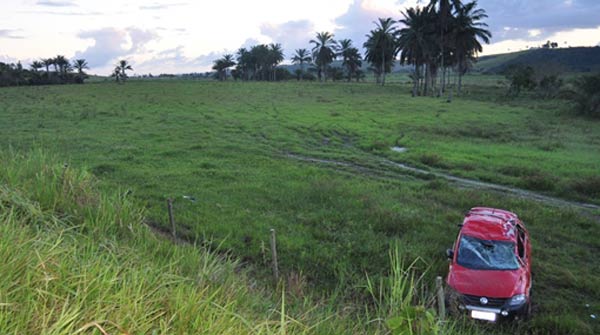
[1,0,599,75]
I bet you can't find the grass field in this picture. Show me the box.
[1,79,599,334]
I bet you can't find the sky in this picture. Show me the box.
[1,0,599,75]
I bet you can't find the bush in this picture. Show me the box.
[538,74,563,98]
[504,64,537,96]
[569,73,600,117]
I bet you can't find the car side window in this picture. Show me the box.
[517,226,526,260]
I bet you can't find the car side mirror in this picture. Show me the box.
[446,249,454,260]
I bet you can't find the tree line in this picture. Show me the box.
[213,0,491,97]
[0,56,137,87]
[0,56,89,87]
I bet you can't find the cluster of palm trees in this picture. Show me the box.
[0,55,89,87]
[398,0,491,96]
[212,44,285,81]
[211,0,490,96]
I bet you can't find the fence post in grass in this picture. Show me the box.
[270,228,279,282]
[60,163,69,185]
[167,198,176,238]
[436,276,446,321]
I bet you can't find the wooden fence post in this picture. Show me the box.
[436,276,446,321]
[167,198,176,238]
[270,229,279,282]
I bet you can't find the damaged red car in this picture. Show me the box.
[445,207,532,322]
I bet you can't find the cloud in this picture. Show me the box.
[0,29,25,39]
[19,10,103,16]
[36,0,76,7]
[139,2,188,10]
[484,0,600,42]
[74,27,159,68]
[0,55,19,64]
[334,0,398,51]
[134,46,224,74]
[260,20,315,56]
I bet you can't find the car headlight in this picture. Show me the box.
[509,294,526,306]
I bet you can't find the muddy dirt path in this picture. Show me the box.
[287,153,600,212]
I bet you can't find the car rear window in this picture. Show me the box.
[456,235,519,270]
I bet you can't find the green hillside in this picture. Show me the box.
[475,47,600,73]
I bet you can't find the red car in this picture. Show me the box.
[445,207,532,322]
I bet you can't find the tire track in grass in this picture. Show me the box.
[286,153,600,212]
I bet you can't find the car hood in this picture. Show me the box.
[447,264,526,298]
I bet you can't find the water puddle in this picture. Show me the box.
[391,146,408,153]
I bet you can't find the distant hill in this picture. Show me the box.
[474,46,600,74]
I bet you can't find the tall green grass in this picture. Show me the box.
[0,149,459,334]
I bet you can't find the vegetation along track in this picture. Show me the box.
[287,152,600,214]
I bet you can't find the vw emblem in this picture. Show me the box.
[480,297,489,305]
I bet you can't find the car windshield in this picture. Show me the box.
[456,235,519,270]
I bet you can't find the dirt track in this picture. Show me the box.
[287,153,600,212]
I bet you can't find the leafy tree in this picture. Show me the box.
[363,18,399,86]
[291,48,312,81]
[450,1,491,94]
[310,32,338,82]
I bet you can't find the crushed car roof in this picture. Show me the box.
[461,207,520,241]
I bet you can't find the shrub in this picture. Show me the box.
[569,73,600,117]
[538,74,563,98]
[568,176,600,198]
[504,64,537,96]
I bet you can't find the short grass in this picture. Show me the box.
[0,79,599,334]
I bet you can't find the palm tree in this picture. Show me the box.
[114,60,133,83]
[236,48,252,80]
[268,44,284,81]
[398,7,438,96]
[450,1,491,94]
[338,39,362,82]
[53,55,69,74]
[428,0,463,95]
[111,66,121,83]
[212,55,235,81]
[42,58,54,77]
[310,32,337,82]
[291,48,311,81]
[30,61,43,72]
[73,59,89,75]
[363,18,399,86]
